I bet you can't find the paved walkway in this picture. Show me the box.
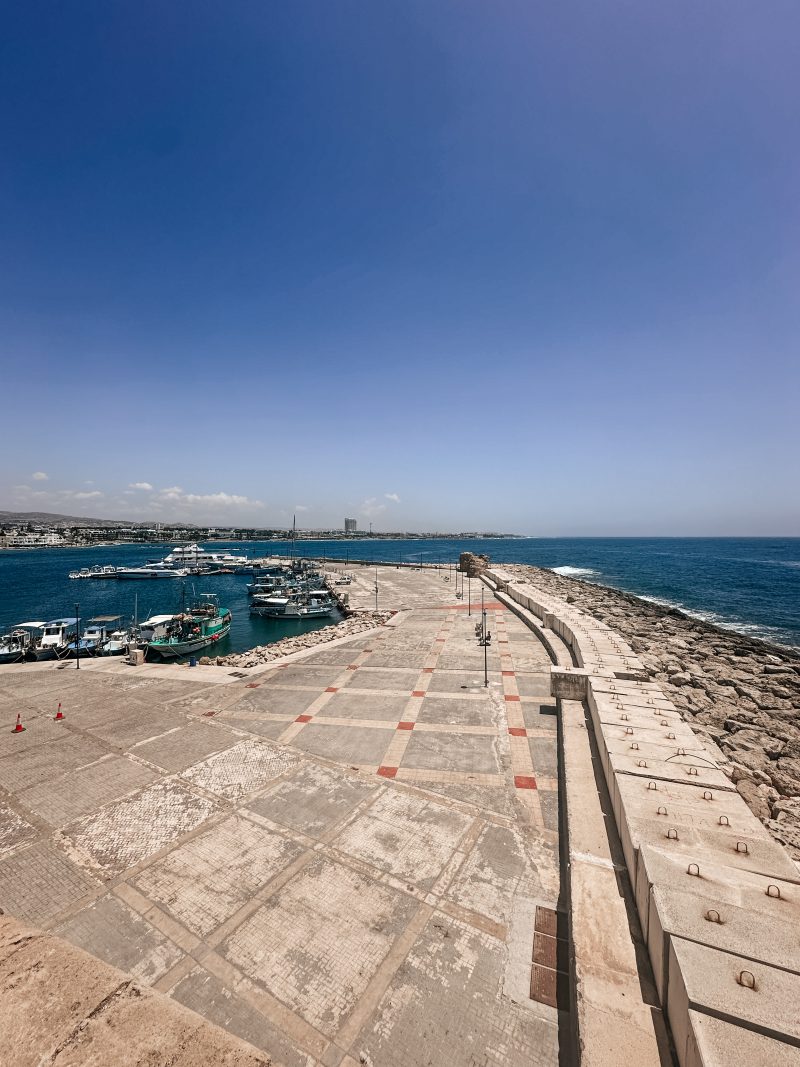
[0,568,567,1066]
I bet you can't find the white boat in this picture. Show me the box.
[102,627,132,656]
[250,591,334,619]
[115,564,189,580]
[0,622,44,663]
[35,619,78,660]
[68,564,119,579]
[63,615,123,657]
[137,614,179,643]
[163,544,252,570]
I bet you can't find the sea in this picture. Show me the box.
[0,537,798,655]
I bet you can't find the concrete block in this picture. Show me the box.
[128,649,145,665]
[550,666,590,701]
[667,936,800,1061]
[634,844,800,944]
[684,1009,800,1067]
[647,882,800,1005]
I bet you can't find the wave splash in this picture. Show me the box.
[551,566,597,578]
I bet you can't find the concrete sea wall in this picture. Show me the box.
[486,566,800,1066]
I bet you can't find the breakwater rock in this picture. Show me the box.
[210,610,395,669]
[504,563,800,860]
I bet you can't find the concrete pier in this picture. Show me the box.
[0,566,568,1066]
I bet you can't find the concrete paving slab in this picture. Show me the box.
[291,722,394,766]
[334,789,473,889]
[134,814,305,938]
[0,802,38,857]
[247,764,377,839]
[402,730,500,775]
[317,692,410,722]
[67,781,219,875]
[19,754,159,827]
[222,855,419,1039]
[0,840,98,924]
[133,721,239,772]
[54,893,185,985]
[181,739,298,801]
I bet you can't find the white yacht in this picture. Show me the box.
[0,622,44,664]
[163,544,251,569]
[115,564,188,580]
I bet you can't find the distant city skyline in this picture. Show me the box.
[2,4,798,536]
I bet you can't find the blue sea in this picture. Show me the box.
[0,537,798,653]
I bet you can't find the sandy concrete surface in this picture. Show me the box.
[0,566,567,1065]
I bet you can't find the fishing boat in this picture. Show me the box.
[145,594,232,660]
[62,616,122,658]
[0,622,44,664]
[102,626,133,656]
[34,619,78,660]
[250,590,334,619]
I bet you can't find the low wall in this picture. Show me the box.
[488,569,800,1067]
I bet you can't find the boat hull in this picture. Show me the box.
[145,620,231,660]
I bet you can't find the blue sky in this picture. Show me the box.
[1,2,798,534]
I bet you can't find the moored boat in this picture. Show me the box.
[34,619,78,660]
[0,622,45,664]
[115,564,189,579]
[145,595,232,660]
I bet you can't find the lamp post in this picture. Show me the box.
[477,584,491,687]
[75,602,80,670]
[375,568,379,611]
[467,573,471,616]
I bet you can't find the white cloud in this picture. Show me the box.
[359,497,387,518]
[384,492,400,503]
[128,481,153,490]
[32,471,48,481]
[294,504,310,512]
[73,490,104,500]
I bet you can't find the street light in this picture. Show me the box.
[375,568,379,611]
[477,584,491,687]
[75,602,80,670]
[467,573,471,616]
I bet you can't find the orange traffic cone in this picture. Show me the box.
[12,714,25,734]
[55,703,64,722]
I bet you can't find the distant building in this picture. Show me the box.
[344,517,357,534]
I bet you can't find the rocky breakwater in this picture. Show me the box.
[208,610,395,669]
[503,563,800,861]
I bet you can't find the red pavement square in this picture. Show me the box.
[295,714,312,723]
[411,690,426,698]
[422,668,434,673]
[508,727,528,737]
[347,665,359,670]
[502,671,515,677]
[397,721,415,731]
[504,694,521,702]
[245,683,260,689]
[377,766,398,779]
[514,775,538,790]
[325,687,339,693]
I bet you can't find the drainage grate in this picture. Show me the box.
[228,671,248,678]
[530,906,569,1010]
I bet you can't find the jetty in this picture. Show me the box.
[0,563,797,1065]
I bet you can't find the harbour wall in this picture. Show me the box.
[485,567,800,1066]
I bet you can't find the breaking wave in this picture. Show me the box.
[551,566,598,578]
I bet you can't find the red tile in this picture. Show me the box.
[508,727,527,738]
[347,664,359,670]
[397,721,415,731]
[504,694,521,702]
[501,670,515,677]
[325,686,339,693]
[295,714,312,723]
[422,667,434,673]
[203,711,217,717]
[515,775,538,790]
[377,766,398,779]
[245,683,260,689]
[411,690,426,698]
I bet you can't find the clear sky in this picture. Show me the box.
[1,2,798,534]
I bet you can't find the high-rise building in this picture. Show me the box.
[344,517,357,534]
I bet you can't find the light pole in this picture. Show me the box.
[75,602,80,670]
[467,573,471,616]
[374,568,379,611]
[478,584,491,687]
